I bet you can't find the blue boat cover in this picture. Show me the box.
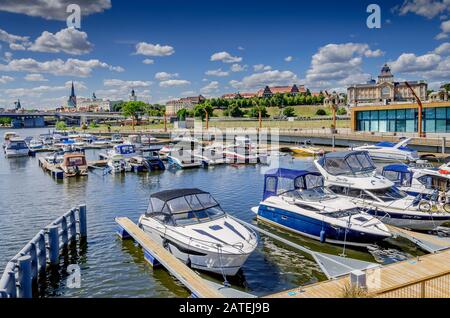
[382,164,410,173]
[264,168,320,179]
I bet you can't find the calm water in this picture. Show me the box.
[0,128,425,298]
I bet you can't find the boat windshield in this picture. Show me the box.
[284,187,336,202]
[324,152,375,175]
[147,192,225,226]
[367,187,407,202]
[65,156,86,166]
[116,145,135,154]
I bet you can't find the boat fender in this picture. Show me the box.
[320,230,326,243]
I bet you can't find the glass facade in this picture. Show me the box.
[356,107,450,133]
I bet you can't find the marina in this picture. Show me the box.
[1,127,449,298]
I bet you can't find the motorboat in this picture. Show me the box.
[92,138,111,147]
[290,141,324,156]
[159,144,175,160]
[106,144,138,159]
[111,134,123,144]
[195,147,229,166]
[141,145,165,170]
[27,138,44,150]
[129,156,151,172]
[382,163,450,200]
[4,137,30,158]
[107,154,132,173]
[3,131,19,143]
[60,153,88,177]
[352,137,419,162]
[39,134,54,146]
[141,134,159,144]
[251,168,391,246]
[314,151,450,231]
[167,149,202,169]
[138,188,258,276]
[223,136,268,164]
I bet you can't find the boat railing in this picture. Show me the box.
[0,205,87,298]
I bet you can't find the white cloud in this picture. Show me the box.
[0,28,29,44]
[159,79,190,88]
[0,58,124,77]
[154,72,179,81]
[142,59,154,64]
[9,43,27,50]
[237,46,245,51]
[284,56,293,62]
[253,64,272,72]
[103,79,152,89]
[395,0,450,19]
[0,75,14,84]
[390,53,441,73]
[434,42,450,55]
[229,70,298,90]
[205,68,229,77]
[200,81,219,94]
[28,28,92,55]
[365,49,385,58]
[436,20,450,39]
[0,0,111,20]
[210,51,242,63]
[3,52,12,62]
[305,43,375,89]
[24,73,48,82]
[181,90,196,96]
[135,42,175,57]
[230,64,246,72]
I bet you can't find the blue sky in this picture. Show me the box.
[0,0,450,109]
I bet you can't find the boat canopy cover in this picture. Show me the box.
[382,164,411,173]
[115,144,135,154]
[318,151,376,176]
[147,188,219,215]
[263,168,323,200]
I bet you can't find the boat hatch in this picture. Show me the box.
[146,189,225,226]
[318,151,376,176]
[263,168,323,200]
[382,164,413,187]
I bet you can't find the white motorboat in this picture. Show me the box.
[107,154,132,173]
[195,147,229,166]
[111,134,123,144]
[28,138,44,150]
[352,137,419,162]
[167,149,202,169]
[382,162,450,200]
[106,144,138,159]
[252,168,391,246]
[4,137,30,158]
[314,151,450,231]
[60,153,88,177]
[138,188,258,276]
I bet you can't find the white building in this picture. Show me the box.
[76,93,111,112]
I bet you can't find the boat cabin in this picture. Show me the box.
[7,138,28,150]
[263,168,323,200]
[114,144,136,155]
[4,132,19,142]
[62,153,87,167]
[383,164,450,192]
[318,151,376,176]
[146,189,225,226]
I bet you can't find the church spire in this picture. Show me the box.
[70,81,76,97]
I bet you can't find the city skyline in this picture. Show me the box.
[1,0,450,109]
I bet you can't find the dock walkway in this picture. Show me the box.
[266,248,450,298]
[115,217,224,298]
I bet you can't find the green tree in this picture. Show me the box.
[283,106,296,117]
[177,108,189,120]
[337,107,347,115]
[56,121,67,131]
[0,117,12,126]
[121,101,146,130]
[193,103,214,120]
[441,83,450,92]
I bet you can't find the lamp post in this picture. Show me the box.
[405,81,425,138]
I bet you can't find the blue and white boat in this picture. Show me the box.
[252,168,391,246]
[382,163,450,200]
[106,144,138,159]
[314,151,450,231]
[353,137,419,162]
[167,149,202,169]
[4,137,30,158]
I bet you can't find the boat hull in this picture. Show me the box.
[140,224,250,276]
[257,205,389,246]
[5,149,29,158]
[365,209,450,231]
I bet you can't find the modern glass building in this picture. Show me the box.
[351,102,450,133]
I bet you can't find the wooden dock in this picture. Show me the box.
[115,217,224,298]
[38,157,64,179]
[386,225,450,253]
[265,248,450,298]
